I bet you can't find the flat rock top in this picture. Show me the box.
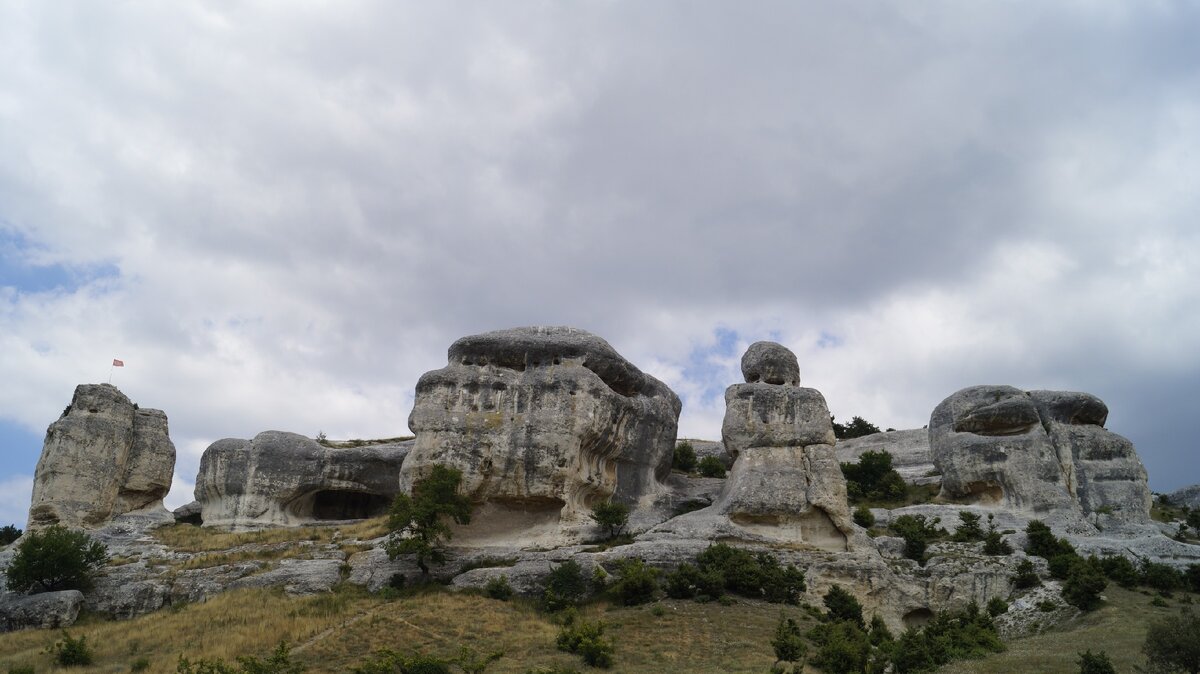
[447,325,671,399]
[740,341,800,386]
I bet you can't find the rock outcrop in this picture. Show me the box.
[27,384,176,529]
[0,590,84,633]
[651,342,861,552]
[401,326,681,538]
[1168,484,1200,509]
[930,385,1151,525]
[195,432,411,528]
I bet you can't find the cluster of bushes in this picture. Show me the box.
[0,523,21,546]
[798,586,1004,673]
[179,642,304,674]
[840,450,907,504]
[672,442,727,478]
[665,543,806,604]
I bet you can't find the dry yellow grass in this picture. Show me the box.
[152,517,390,553]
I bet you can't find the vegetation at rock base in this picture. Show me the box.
[771,615,807,663]
[555,612,614,669]
[5,524,108,593]
[484,576,514,601]
[840,450,907,504]
[607,558,660,606]
[821,585,864,628]
[542,560,588,612]
[831,415,882,440]
[384,465,472,574]
[669,543,806,604]
[981,515,1013,555]
[890,514,946,565]
[950,511,984,542]
[697,456,727,478]
[672,442,697,473]
[853,504,876,528]
[588,502,629,540]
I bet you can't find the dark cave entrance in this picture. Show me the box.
[310,490,392,520]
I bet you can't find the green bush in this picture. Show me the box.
[853,505,876,529]
[807,620,871,674]
[384,465,472,574]
[840,450,905,503]
[1012,559,1042,589]
[588,502,629,540]
[542,561,587,612]
[1076,649,1115,674]
[556,615,614,668]
[694,543,805,604]
[673,443,697,473]
[890,603,1004,673]
[1187,564,1200,594]
[951,511,984,542]
[772,616,807,663]
[891,514,944,565]
[130,657,151,672]
[1024,520,1076,560]
[0,524,20,546]
[484,576,513,601]
[1142,607,1200,674]
[663,563,724,600]
[1048,553,1082,581]
[1141,560,1185,595]
[6,525,107,593]
[608,558,659,606]
[1062,563,1107,611]
[48,631,94,667]
[823,585,864,628]
[986,597,1008,617]
[178,642,304,674]
[349,648,450,674]
[1098,555,1140,588]
[697,456,726,478]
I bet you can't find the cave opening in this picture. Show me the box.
[310,490,392,520]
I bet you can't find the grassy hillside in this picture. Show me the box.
[1,578,1193,673]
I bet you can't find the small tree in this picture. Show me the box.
[1013,558,1042,589]
[589,501,630,539]
[697,456,727,478]
[952,511,984,542]
[5,524,107,593]
[1077,650,1115,674]
[772,615,807,663]
[384,465,472,574]
[853,505,875,529]
[823,585,864,628]
[1062,563,1107,611]
[982,515,1013,555]
[542,560,588,611]
[0,524,21,546]
[1143,608,1200,674]
[673,442,697,473]
[608,558,659,606]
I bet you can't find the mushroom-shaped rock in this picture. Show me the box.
[681,341,859,551]
[741,341,801,386]
[195,432,411,528]
[401,326,681,531]
[930,385,1150,524]
[28,384,176,529]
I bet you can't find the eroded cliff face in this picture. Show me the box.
[930,385,1151,525]
[400,326,681,535]
[194,432,410,528]
[28,384,175,529]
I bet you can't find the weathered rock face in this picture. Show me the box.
[0,590,83,633]
[401,326,681,531]
[1168,484,1200,509]
[28,384,176,529]
[740,341,801,386]
[195,432,411,528]
[930,386,1150,524]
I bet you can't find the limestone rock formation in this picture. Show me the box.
[930,385,1150,524]
[1168,484,1200,509]
[28,384,176,529]
[195,432,411,528]
[652,342,860,552]
[0,590,83,633]
[401,326,681,535]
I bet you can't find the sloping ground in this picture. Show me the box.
[938,585,1190,674]
[2,580,1193,673]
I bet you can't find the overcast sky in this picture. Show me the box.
[2,2,1198,528]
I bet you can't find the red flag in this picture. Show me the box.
[112,359,124,367]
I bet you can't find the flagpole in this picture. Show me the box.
[108,362,114,384]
